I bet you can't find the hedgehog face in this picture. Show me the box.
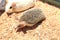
[5,0,16,13]
[5,0,35,13]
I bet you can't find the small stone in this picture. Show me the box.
[16,8,45,28]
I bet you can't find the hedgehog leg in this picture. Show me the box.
[19,21,26,28]
[15,21,26,30]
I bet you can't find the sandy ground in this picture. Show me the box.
[0,1,60,40]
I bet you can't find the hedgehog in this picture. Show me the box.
[5,0,36,13]
[15,8,45,29]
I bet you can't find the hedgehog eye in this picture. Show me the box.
[10,6,12,9]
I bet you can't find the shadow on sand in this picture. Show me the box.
[16,18,45,34]
[0,10,5,16]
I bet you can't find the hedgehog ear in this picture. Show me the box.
[12,2,16,7]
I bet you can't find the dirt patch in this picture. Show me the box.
[0,1,60,40]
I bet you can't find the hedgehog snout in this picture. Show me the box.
[15,21,27,30]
